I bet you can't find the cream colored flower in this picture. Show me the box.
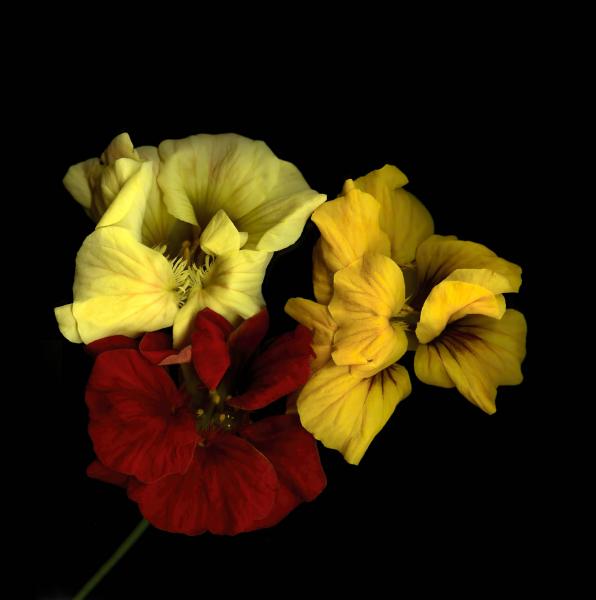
[56,133,325,347]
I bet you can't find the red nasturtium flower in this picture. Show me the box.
[85,309,326,535]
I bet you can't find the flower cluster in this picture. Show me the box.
[56,134,526,538]
[286,166,527,464]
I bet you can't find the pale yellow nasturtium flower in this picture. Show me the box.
[286,164,527,464]
[56,133,325,347]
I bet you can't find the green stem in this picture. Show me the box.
[73,518,150,600]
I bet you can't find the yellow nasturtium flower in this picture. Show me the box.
[412,235,526,414]
[286,177,420,464]
[287,165,527,464]
[56,133,325,347]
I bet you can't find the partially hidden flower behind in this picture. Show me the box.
[85,308,326,535]
[286,165,527,464]
[286,168,425,464]
[56,133,326,347]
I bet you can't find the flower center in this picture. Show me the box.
[164,235,215,306]
[181,364,246,434]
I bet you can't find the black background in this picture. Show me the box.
[35,60,548,598]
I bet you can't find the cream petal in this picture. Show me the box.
[136,145,179,248]
[200,209,248,256]
[70,227,179,343]
[96,159,154,240]
[54,304,83,343]
[63,158,100,210]
[172,249,272,347]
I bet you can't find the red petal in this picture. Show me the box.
[86,336,138,357]
[159,345,192,366]
[229,326,313,410]
[131,434,278,535]
[241,415,327,531]
[139,331,177,364]
[192,309,234,390]
[228,309,269,369]
[87,459,129,488]
[86,350,198,483]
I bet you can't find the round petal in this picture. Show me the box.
[172,249,271,347]
[69,227,180,344]
[416,235,522,294]
[241,415,327,530]
[157,133,325,251]
[86,350,198,483]
[416,279,506,344]
[414,310,527,414]
[229,325,313,411]
[131,434,278,535]
[354,164,434,264]
[297,362,411,465]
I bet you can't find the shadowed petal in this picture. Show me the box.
[131,434,278,535]
[86,350,197,483]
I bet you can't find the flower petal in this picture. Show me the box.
[96,159,154,241]
[235,161,326,251]
[227,309,270,369]
[241,415,326,530]
[297,362,411,464]
[354,165,434,264]
[135,145,181,248]
[313,185,391,275]
[329,254,408,374]
[63,157,100,211]
[416,235,522,293]
[86,349,197,482]
[54,304,83,343]
[63,133,138,219]
[416,279,506,344]
[138,331,177,365]
[173,249,271,347]
[200,209,248,256]
[191,308,234,390]
[414,310,527,414]
[312,239,333,304]
[158,133,324,252]
[131,434,278,535]
[229,325,313,410]
[285,298,337,371]
[87,459,130,488]
[86,335,138,357]
[68,226,179,344]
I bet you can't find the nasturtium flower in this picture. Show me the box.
[287,165,527,464]
[287,181,414,464]
[411,235,527,414]
[84,310,325,535]
[56,133,325,346]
